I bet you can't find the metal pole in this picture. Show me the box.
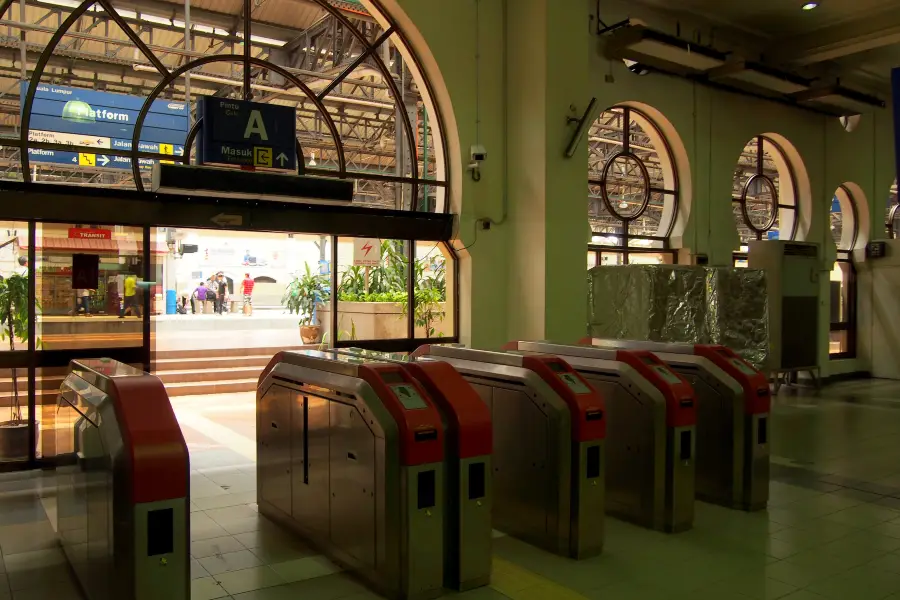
[243,0,251,100]
[26,220,35,464]
[184,0,192,126]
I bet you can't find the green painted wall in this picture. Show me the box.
[381,0,896,370]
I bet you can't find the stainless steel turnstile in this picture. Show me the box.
[412,345,606,558]
[257,350,446,600]
[56,359,190,600]
[334,348,493,592]
[586,338,770,511]
[505,341,697,533]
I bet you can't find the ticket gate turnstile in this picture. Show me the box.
[584,338,770,511]
[333,348,493,592]
[505,341,697,533]
[257,350,447,600]
[56,359,190,600]
[412,345,605,559]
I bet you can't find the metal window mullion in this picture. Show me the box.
[330,235,338,348]
[406,240,414,339]
[622,107,630,153]
[26,219,36,464]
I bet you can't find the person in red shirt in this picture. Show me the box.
[241,273,255,316]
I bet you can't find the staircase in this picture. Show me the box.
[152,346,307,397]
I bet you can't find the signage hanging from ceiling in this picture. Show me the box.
[196,96,298,172]
[21,83,188,170]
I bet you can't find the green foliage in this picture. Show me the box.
[282,264,330,326]
[319,319,357,349]
[334,241,449,338]
[0,273,38,422]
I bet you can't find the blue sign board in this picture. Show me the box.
[831,196,840,213]
[197,96,297,171]
[21,82,188,169]
[767,230,779,240]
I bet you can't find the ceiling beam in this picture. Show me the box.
[771,7,900,66]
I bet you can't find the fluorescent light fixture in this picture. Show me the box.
[708,61,810,94]
[802,2,818,9]
[793,85,885,115]
[606,26,727,72]
[141,14,172,25]
[118,9,137,19]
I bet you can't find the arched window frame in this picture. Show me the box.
[830,184,861,360]
[587,106,680,267]
[732,136,799,243]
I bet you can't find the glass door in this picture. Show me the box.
[32,223,149,465]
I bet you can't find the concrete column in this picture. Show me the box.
[505,0,590,342]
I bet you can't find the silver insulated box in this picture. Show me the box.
[587,265,769,370]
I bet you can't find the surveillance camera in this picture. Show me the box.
[470,144,487,163]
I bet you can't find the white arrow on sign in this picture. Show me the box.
[210,213,243,227]
[276,152,289,167]
[98,155,110,167]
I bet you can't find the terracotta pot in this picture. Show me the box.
[0,419,32,461]
[300,324,322,344]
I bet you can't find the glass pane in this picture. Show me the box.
[415,241,453,339]
[151,228,325,351]
[604,154,647,219]
[587,251,598,269]
[745,177,776,231]
[0,221,30,351]
[632,193,667,238]
[829,262,853,324]
[628,253,673,265]
[627,238,665,249]
[336,237,409,341]
[599,252,625,266]
[0,367,30,463]
[733,202,755,244]
[829,330,849,355]
[35,224,144,350]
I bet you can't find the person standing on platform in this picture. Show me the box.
[216,272,227,315]
[77,288,91,316]
[124,273,141,318]
[241,273,255,316]
[192,281,207,314]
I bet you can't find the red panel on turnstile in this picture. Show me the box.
[108,376,189,504]
[402,361,492,459]
[357,365,445,467]
[612,350,697,428]
[520,356,606,442]
[694,345,770,415]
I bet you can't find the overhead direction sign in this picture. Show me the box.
[197,96,298,172]
[21,83,188,170]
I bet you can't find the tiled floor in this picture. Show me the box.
[9,378,900,599]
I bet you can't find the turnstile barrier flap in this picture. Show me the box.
[611,350,697,428]
[69,359,188,504]
[355,364,446,467]
[519,355,606,442]
[694,345,770,415]
[402,361,492,459]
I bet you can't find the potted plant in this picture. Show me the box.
[282,264,329,344]
[0,273,36,460]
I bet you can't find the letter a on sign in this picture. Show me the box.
[244,110,269,141]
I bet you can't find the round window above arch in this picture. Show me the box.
[731,136,798,244]
[587,105,683,263]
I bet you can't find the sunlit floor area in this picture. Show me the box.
[10,380,900,598]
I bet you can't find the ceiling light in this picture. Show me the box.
[802,2,818,9]
[309,152,317,167]
[618,200,629,209]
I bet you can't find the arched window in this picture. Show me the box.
[830,185,861,359]
[732,136,798,245]
[15,0,448,213]
[587,106,679,267]
[887,179,899,238]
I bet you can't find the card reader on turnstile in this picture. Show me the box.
[505,341,697,533]
[583,338,770,511]
[257,350,446,600]
[334,348,493,592]
[412,345,605,559]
